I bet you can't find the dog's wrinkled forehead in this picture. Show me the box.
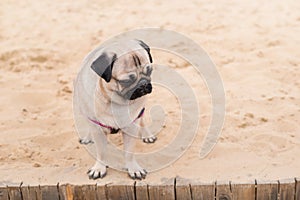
[113,51,149,72]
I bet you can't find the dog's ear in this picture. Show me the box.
[91,52,117,82]
[137,40,153,63]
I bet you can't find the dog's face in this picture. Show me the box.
[91,40,153,100]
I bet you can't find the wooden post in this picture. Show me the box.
[256,180,278,200]
[59,184,74,200]
[216,181,232,200]
[7,186,22,200]
[231,182,255,200]
[278,179,295,200]
[21,185,40,200]
[20,185,31,200]
[96,182,107,200]
[190,181,215,200]
[105,182,135,200]
[41,185,60,200]
[73,184,97,200]
[296,178,300,200]
[135,181,148,200]
[0,185,9,200]
[175,177,192,200]
[147,178,175,200]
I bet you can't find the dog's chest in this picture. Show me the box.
[94,93,145,128]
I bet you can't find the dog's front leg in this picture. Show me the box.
[122,126,147,180]
[87,127,108,179]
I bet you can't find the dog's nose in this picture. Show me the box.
[145,83,152,93]
[138,79,152,93]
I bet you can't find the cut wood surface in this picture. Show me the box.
[1,178,299,200]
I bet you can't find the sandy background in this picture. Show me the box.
[0,0,299,186]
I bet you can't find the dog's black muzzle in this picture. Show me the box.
[124,79,152,100]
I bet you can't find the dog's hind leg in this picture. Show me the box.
[140,117,157,143]
[79,130,94,145]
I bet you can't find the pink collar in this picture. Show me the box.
[88,107,145,134]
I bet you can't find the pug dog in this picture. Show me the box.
[73,39,156,180]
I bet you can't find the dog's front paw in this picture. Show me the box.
[79,137,94,145]
[126,162,147,180]
[87,162,107,179]
[142,136,157,143]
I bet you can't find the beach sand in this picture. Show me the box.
[0,0,299,185]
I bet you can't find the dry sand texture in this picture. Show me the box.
[0,0,299,185]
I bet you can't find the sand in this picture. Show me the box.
[0,0,299,186]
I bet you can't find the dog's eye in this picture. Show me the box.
[129,74,137,81]
[118,79,134,87]
[143,65,153,76]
